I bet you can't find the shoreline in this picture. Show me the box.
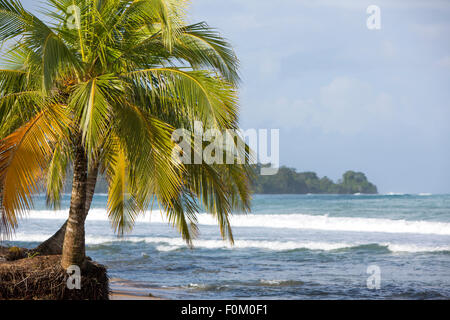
[109,278,167,300]
[110,290,165,300]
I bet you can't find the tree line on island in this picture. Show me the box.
[251,166,378,194]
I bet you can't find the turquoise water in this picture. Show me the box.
[4,194,450,299]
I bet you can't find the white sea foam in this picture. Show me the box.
[139,238,353,251]
[260,280,283,285]
[23,209,450,236]
[211,213,450,236]
[259,279,303,286]
[9,233,450,253]
[386,243,450,253]
[155,245,180,252]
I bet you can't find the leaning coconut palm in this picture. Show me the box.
[0,0,252,269]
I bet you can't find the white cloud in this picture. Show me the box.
[259,77,395,135]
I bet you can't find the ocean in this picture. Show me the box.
[3,194,450,299]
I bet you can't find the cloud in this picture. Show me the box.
[258,77,395,135]
[187,0,450,192]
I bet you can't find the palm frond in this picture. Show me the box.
[0,0,80,90]
[105,139,141,235]
[0,0,27,42]
[0,90,43,136]
[158,189,199,247]
[70,74,123,154]
[111,100,183,206]
[45,139,71,209]
[0,104,69,236]
[150,0,189,51]
[126,67,239,128]
[0,0,252,247]
[175,22,240,85]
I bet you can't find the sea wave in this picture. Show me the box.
[212,214,450,236]
[23,209,450,236]
[9,233,450,254]
[259,279,305,286]
[385,243,450,253]
[186,279,305,290]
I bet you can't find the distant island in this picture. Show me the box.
[252,166,378,194]
[64,166,377,195]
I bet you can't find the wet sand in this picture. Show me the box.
[109,278,167,300]
[110,290,165,300]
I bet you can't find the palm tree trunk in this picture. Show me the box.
[61,136,88,269]
[33,164,99,255]
[34,221,68,255]
[85,164,99,213]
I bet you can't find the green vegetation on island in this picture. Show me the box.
[252,166,378,194]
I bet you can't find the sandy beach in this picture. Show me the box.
[109,278,166,300]
[110,291,164,300]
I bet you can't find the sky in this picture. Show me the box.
[187,0,450,193]
[20,0,450,193]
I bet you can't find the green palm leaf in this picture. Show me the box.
[0,0,253,250]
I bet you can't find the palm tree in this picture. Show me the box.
[0,0,252,269]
